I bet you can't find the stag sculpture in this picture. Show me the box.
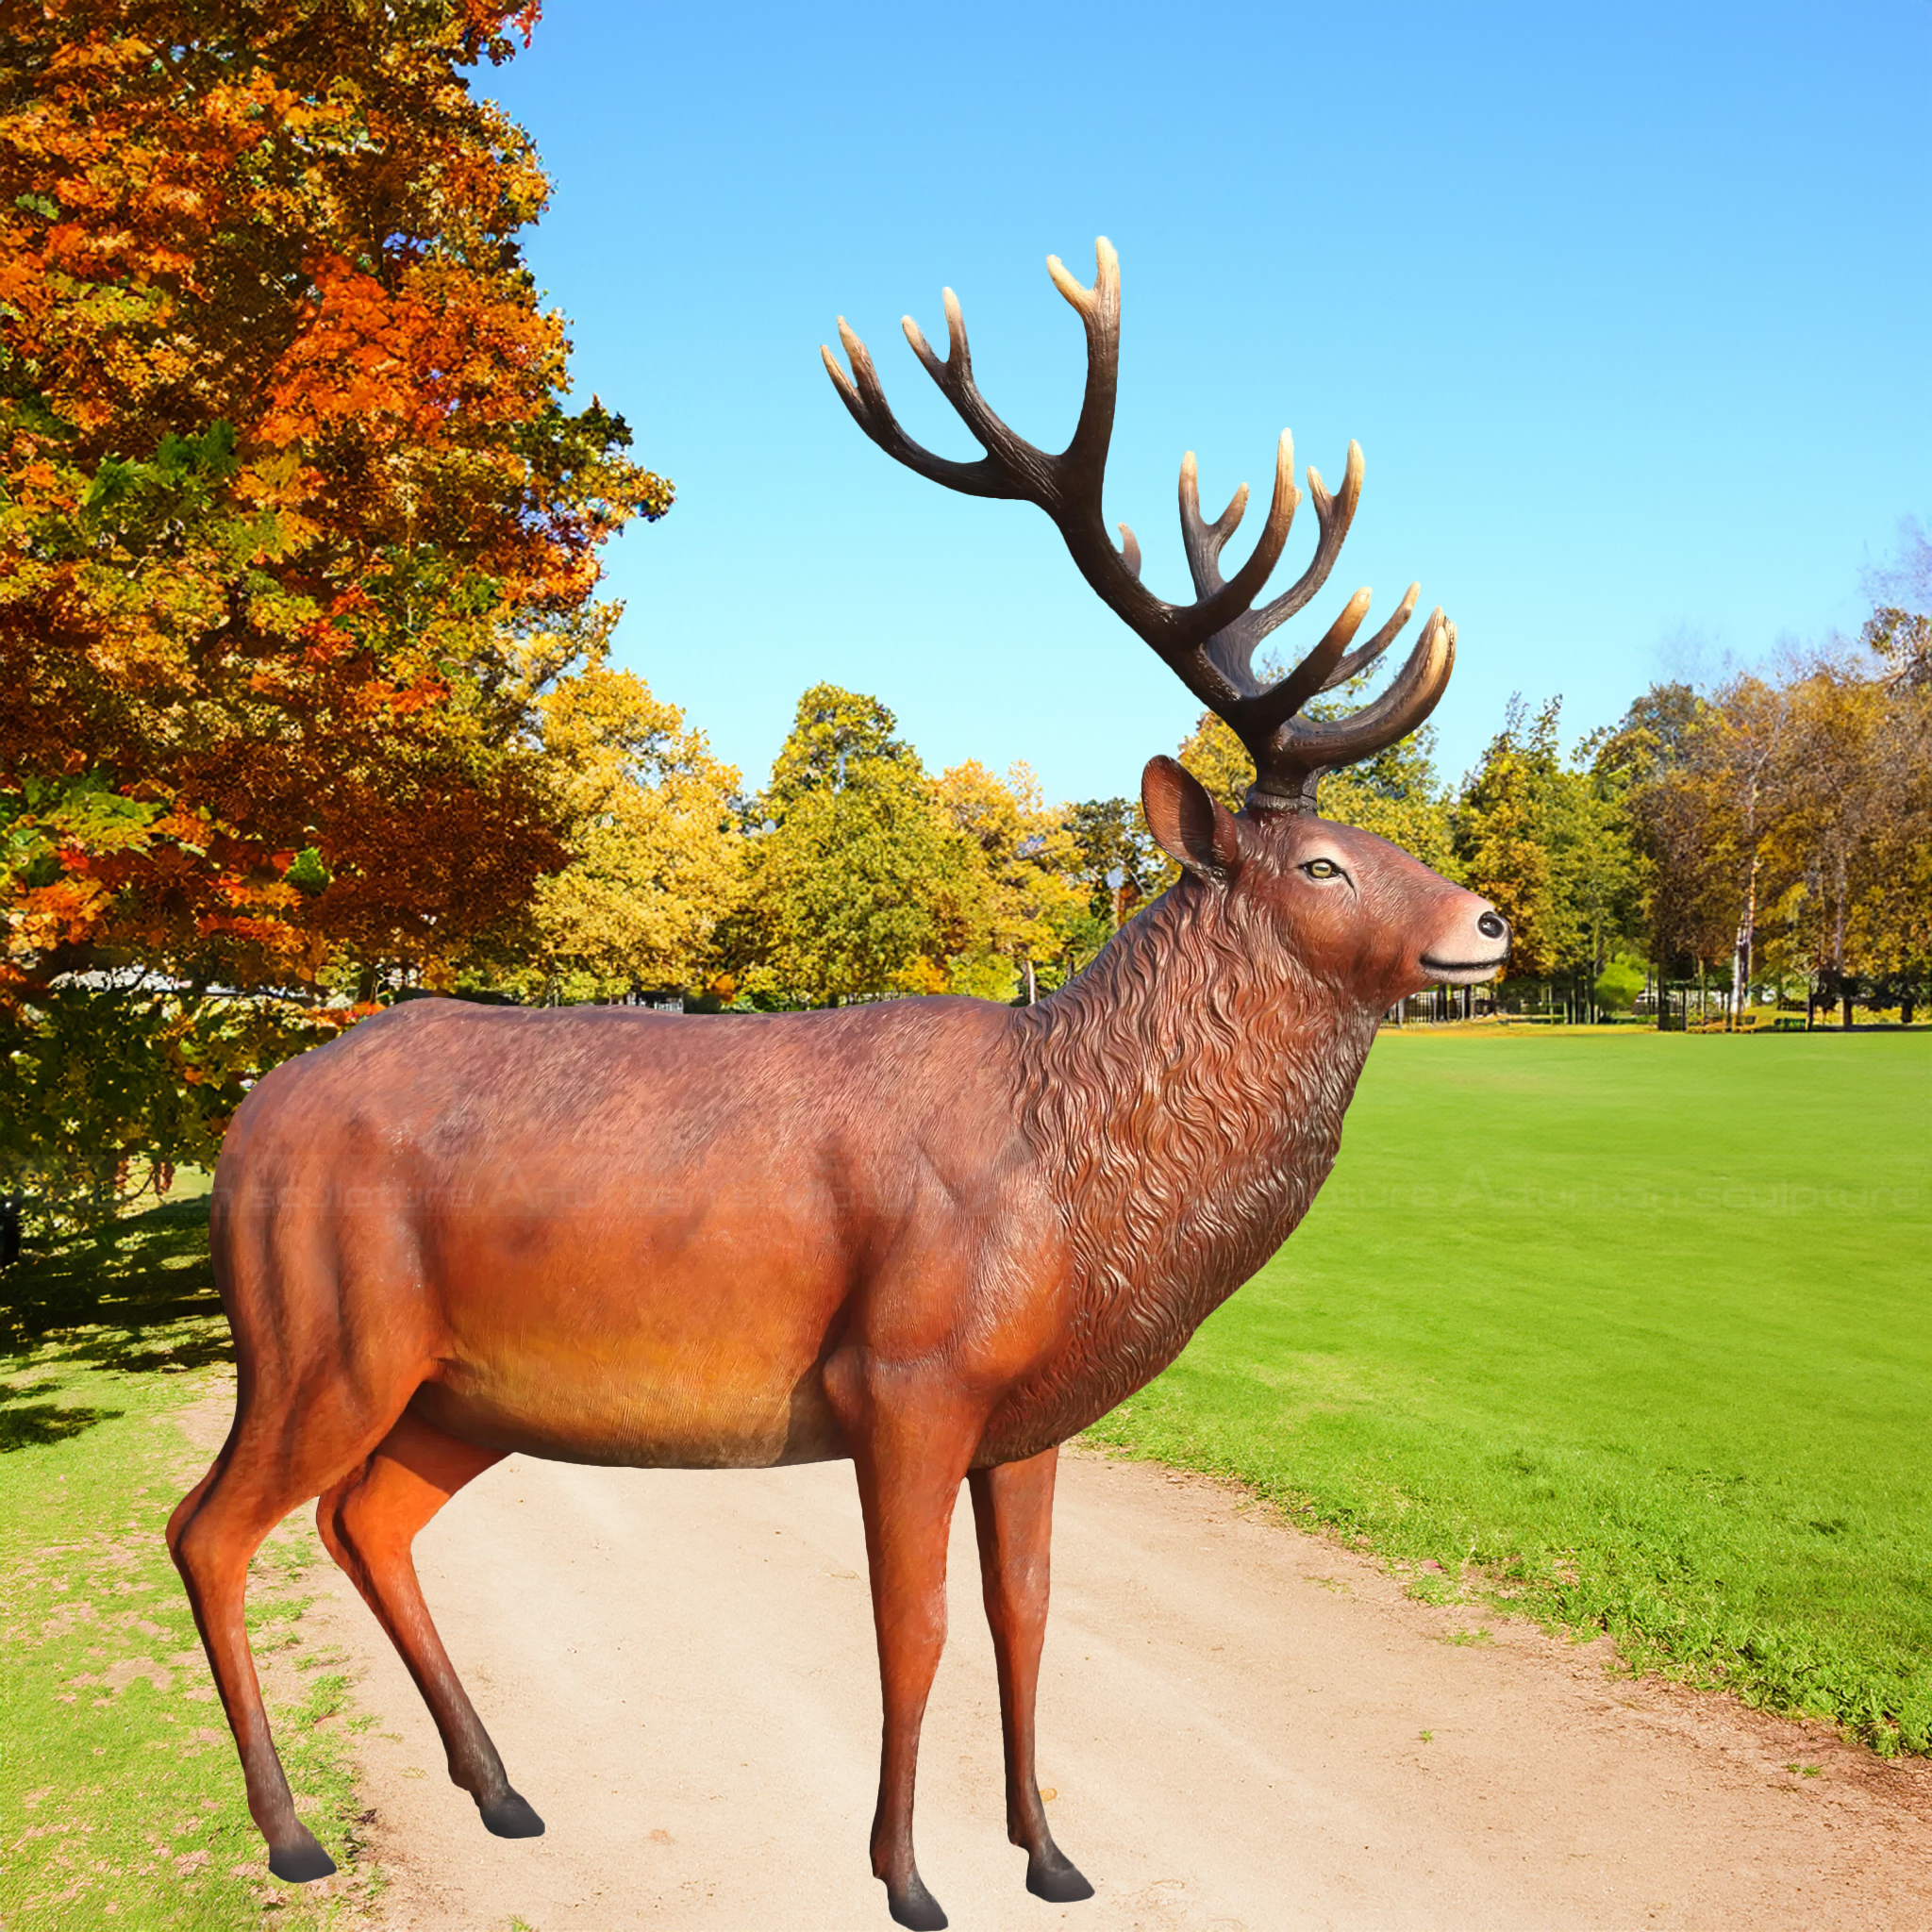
[170,239,1508,1930]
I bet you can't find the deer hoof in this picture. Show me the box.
[1027,1850,1095,1904]
[479,1790,545,1839]
[887,1873,948,1930]
[267,1830,337,1884]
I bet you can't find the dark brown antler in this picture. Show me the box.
[823,238,1455,815]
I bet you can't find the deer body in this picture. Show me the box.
[223,991,1040,1475]
[215,860,1377,1480]
[172,241,1507,1930]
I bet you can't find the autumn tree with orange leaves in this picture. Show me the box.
[0,1,670,1226]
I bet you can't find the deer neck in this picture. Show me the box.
[1006,878,1380,1441]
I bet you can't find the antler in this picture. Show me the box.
[823,238,1455,815]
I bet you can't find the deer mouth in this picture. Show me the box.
[1418,952,1509,986]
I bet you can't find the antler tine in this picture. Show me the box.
[1203,430,1301,641]
[1045,240,1124,478]
[1177,450,1263,603]
[1319,581,1420,691]
[821,321,1024,500]
[898,291,1058,491]
[1251,608,1456,807]
[1240,438,1366,648]
[1195,435,1354,700]
[1244,589,1374,731]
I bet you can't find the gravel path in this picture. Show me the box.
[296,1448,1932,1931]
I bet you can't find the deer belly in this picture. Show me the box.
[409,1346,848,1469]
[407,1234,854,1469]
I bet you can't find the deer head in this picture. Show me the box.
[1140,755,1508,1010]
[824,238,1508,1003]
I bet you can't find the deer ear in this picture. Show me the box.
[1141,756,1243,883]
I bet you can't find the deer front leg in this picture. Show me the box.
[842,1383,978,1932]
[968,1447,1094,1905]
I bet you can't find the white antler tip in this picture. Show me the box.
[1045,252,1087,309]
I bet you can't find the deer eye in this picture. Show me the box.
[1301,858,1343,880]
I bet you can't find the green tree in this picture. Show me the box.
[1453,697,1560,978]
[1454,695,1645,1016]
[1539,724,1646,1003]
[1593,956,1646,1013]
[728,686,979,1006]
[1058,796,1162,967]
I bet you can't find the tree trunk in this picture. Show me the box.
[1840,986,1855,1030]
[1731,846,1757,1030]
[1023,957,1037,1006]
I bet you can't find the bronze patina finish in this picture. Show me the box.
[170,240,1509,1931]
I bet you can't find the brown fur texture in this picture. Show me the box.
[1001,874,1378,1455]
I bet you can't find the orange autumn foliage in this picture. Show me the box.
[0,0,672,1000]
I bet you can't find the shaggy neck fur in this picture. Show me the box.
[1005,874,1381,1445]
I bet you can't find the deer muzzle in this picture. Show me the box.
[1419,905,1510,985]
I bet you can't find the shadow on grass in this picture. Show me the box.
[0,1396,125,1451]
[0,1196,231,1382]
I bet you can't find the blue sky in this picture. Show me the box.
[482,2,1930,805]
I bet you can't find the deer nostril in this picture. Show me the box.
[1477,911,1507,941]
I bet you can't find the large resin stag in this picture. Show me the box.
[171,239,1507,1929]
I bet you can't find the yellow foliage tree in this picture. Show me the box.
[511,666,743,1002]
[936,760,1086,1002]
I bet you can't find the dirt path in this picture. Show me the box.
[297,1449,1932,1932]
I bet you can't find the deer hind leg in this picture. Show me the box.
[168,1394,401,1882]
[968,1447,1093,1905]
[315,1409,541,1840]
[842,1387,981,1932]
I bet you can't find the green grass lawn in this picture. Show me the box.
[1086,1028,1932,1753]
[4,1030,1927,1929]
[0,1196,374,1929]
